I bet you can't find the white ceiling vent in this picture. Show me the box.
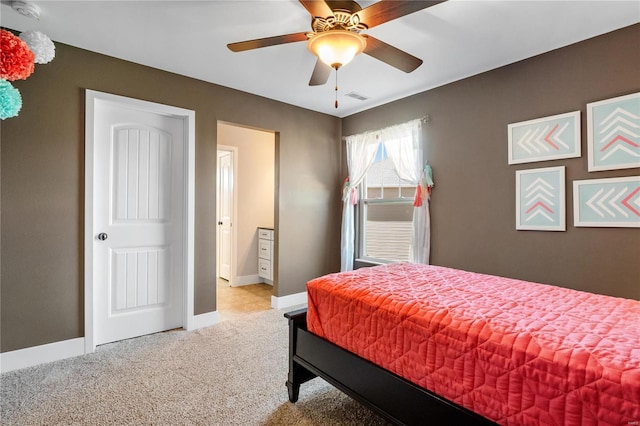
[345,92,369,101]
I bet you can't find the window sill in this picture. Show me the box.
[354,259,385,270]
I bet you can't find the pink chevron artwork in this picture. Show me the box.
[543,124,561,150]
[600,135,640,152]
[621,186,640,217]
[525,201,554,215]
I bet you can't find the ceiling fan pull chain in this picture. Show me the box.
[334,67,339,108]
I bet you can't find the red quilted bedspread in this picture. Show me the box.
[306,263,640,425]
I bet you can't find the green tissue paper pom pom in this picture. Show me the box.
[0,79,23,119]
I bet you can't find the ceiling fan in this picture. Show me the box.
[228,1,444,94]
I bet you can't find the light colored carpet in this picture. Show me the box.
[1,308,389,425]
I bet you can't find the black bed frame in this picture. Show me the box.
[285,308,497,426]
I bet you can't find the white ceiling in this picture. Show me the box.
[1,1,638,118]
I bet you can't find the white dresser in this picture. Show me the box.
[258,227,274,284]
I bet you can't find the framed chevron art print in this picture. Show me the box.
[508,111,581,164]
[573,176,640,228]
[587,92,640,171]
[516,166,565,231]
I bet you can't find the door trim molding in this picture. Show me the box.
[84,89,196,353]
[216,145,238,286]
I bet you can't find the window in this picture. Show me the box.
[358,143,414,263]
[341,118,428,272]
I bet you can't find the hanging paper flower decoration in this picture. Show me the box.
[0,29,35,81]
[0,79,23,120]
[19,31,55,64]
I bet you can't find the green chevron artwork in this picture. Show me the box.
[508,111,581,165]
[587,92,640,172]
[516,166,565,231]
[573,176,640,228]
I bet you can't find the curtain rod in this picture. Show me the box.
[341,116,429,141]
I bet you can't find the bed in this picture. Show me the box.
[285,263,640,425]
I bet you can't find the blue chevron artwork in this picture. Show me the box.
[587,92,640,171]
[573,176,640,227]
[516,166,565,231]
[508,111,581,164]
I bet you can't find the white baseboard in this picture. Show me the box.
[233,274,263,287]
[271,291,307,310]
[0,337,85,374]
[191,311,219,330]
[2,312,220,373]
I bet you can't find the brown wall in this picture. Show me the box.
[344,24,640,300]
[1,40,342,352]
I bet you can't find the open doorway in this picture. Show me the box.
[216,122,275,318]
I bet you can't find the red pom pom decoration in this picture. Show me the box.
[1,29,35,81]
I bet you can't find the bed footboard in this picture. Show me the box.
[285,308,496,426]
[284,308,317,402]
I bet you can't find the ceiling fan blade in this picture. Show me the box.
[227,32,309,52]
[356,0,445,29]
[363,35,423,73]
[298,0,334,18]
[309,58,332,86]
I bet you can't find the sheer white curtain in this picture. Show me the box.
[380,119,431,264]
[411,164,434,264]
[380,120,422,184]
[340,132,380,271]
[341,119,433,269]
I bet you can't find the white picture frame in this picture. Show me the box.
[587,92,640,172]
[573,176,640,227]
[508,111,581,165]
[516,166,566,231]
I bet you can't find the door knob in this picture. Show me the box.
[218,221,223,225]
[97,232,108,241]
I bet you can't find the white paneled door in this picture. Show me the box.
[90,95,186,346]
[217,150,234,281]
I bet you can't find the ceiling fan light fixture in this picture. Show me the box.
[308,30,366,69]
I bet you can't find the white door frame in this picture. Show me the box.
[84,89,195,353]
[216,145,238,286]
